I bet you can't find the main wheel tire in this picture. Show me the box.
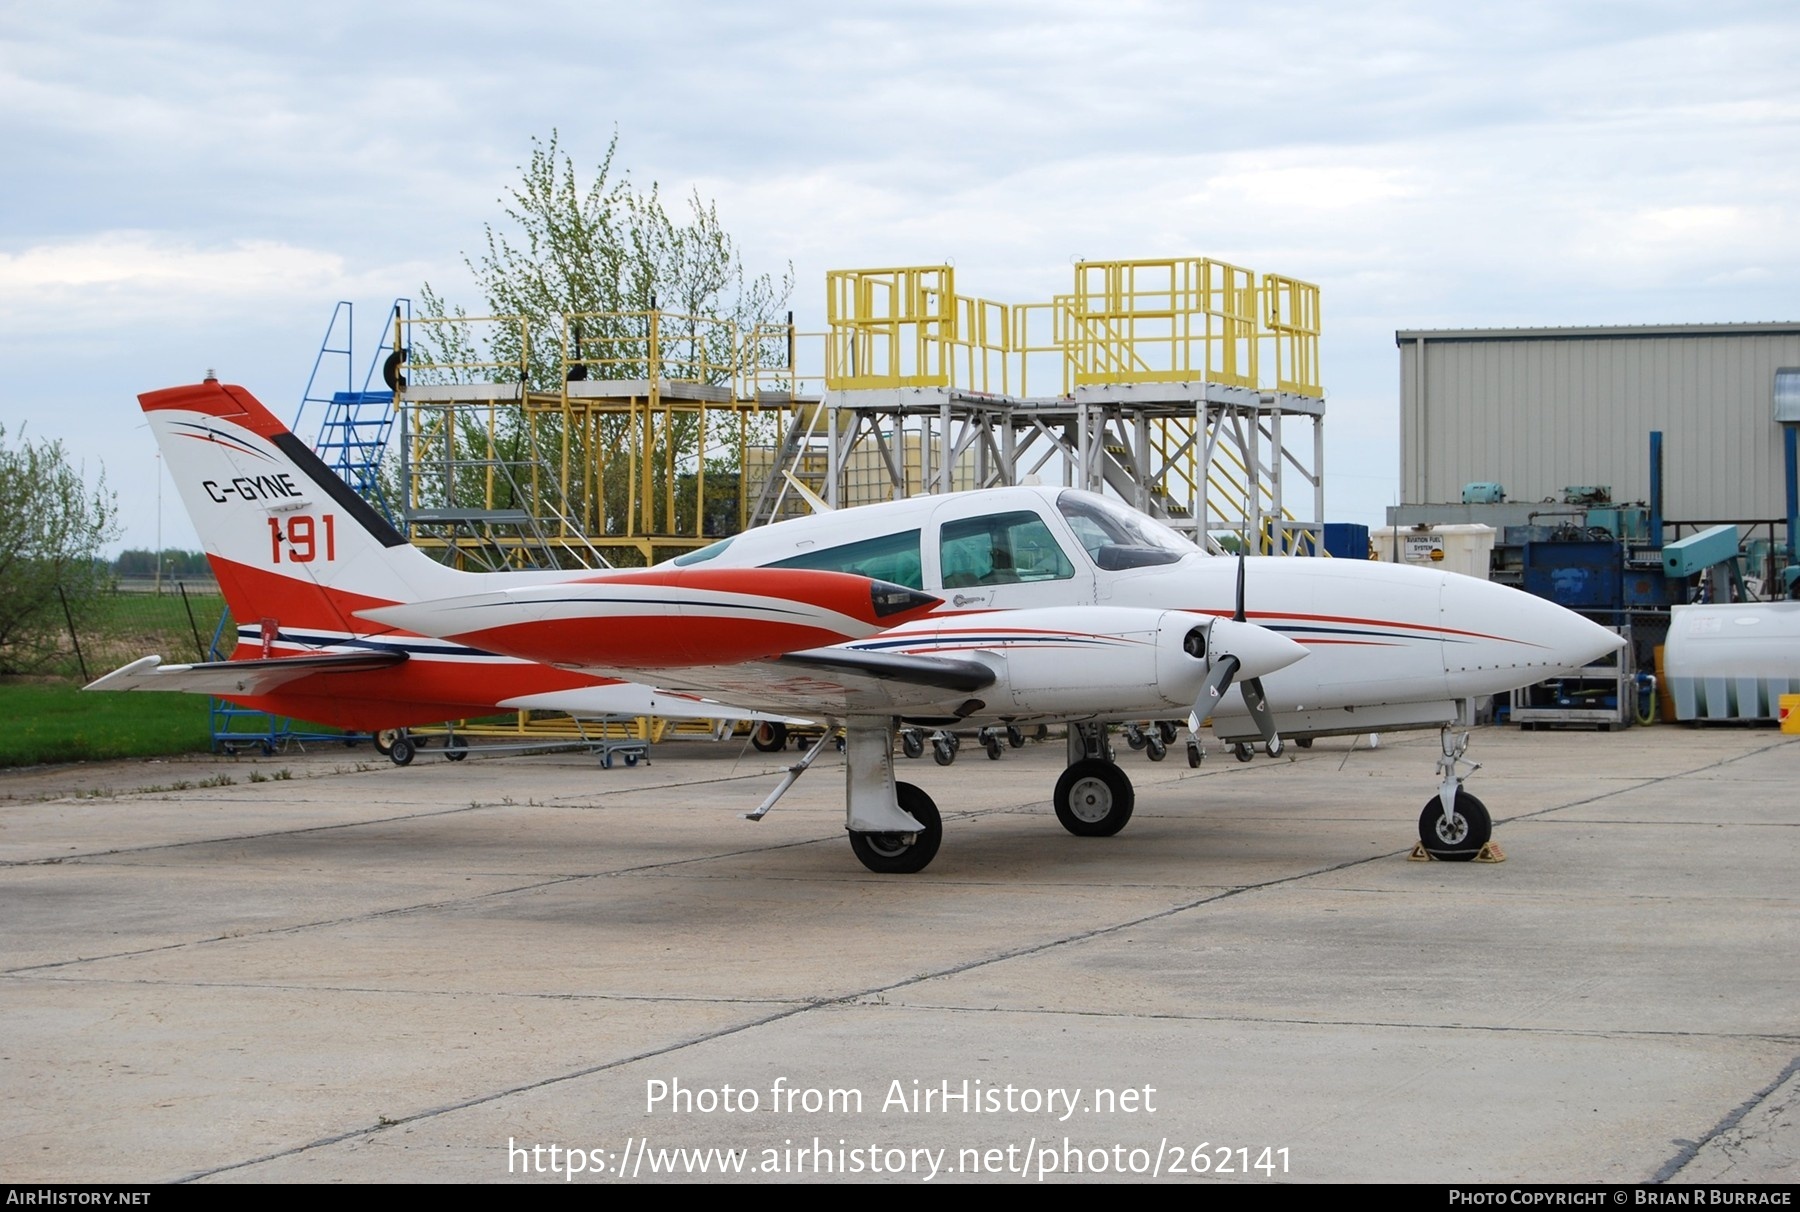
[751,722,787,753]
[1053,759,1135,837]
[1419,791,1492,861]
[848,783,942,874]
[389,737,415,766]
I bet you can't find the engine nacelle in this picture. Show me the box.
[871,607,1302,718]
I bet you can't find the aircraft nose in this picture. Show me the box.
[1538,599,1628,671]
[1208,616,1309,680]
[1441,574,1626,681]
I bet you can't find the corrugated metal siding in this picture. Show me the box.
[1398,328,1800,521]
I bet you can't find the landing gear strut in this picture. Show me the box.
[744,717,945,874]
[1417,728,1492,861]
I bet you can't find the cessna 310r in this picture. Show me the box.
[93,379,1623,875]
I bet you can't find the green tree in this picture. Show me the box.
[0,423,119,675]
[409,131,791,564]
[113,549,209,579]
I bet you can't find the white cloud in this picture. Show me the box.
[0,234,435,332]
[0,233,340,292]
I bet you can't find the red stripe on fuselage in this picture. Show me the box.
[1186,608,1544,648]
[449,614,869,668]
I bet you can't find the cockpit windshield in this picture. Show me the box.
[1056,491,1196,570]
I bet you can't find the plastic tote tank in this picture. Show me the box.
[1370,525,1496,580]
[1664,602,1800,721]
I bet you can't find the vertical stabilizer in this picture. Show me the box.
[140,379,471,637]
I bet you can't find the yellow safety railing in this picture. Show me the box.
[825,266,958,389]
[941,294,1011,395]
[1065,258,1259,389]
[401,314,531,385]
[823,259,1321,399]
[1261,275,1322,398]
[559,309,739,389]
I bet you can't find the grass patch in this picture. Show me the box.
[0,680,213,767]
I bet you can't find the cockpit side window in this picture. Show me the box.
[1056,492,1194,570]
[768,528,923,590]
[939,512,1076,588]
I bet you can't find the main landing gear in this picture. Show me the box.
[1050,722,1138,838]
[847,782,942,874]
[1053,759,1134,836]
[746,717,947,874]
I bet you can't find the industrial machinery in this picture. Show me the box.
[1396,428,1797,728]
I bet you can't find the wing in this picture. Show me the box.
[83,651,408,696]
[497,683,809,726]
[599,648,999,722]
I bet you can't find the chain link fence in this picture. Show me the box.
[53,583,227,683]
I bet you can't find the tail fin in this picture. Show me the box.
[141,378,468,639]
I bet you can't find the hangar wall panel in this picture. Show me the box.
[1398,325,1800,522]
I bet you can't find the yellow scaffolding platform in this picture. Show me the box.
[388,254,1326,563]
[791,258,1325,554]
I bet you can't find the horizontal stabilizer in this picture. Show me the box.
[84,651,408,696]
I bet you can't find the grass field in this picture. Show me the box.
[0,680,214,767]
[5,589,230,767]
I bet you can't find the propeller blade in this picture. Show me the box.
[1187,616,1306,747]
[1227,542,1286,754]
[1234,540,1247,622]
[1188,653,1240,732]
[1240,674,1282,754]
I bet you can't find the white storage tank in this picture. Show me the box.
[1664,602,1800,721]
[1370,524,1496,580]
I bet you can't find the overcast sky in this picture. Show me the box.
[4,0,1796,554]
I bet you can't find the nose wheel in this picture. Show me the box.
[1418,792,1491,861]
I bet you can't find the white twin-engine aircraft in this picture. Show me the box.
[92,379,1623,874]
